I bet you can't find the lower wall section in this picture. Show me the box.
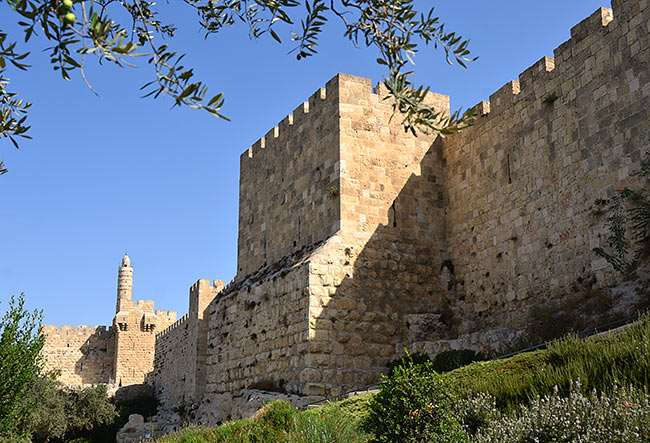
[306,229,448,396]
[42,325,114,386]
[203,252,312,401]
[150,314,191,407]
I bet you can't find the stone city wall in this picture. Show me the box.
[201,74,451,400]
[203,255,312,401]
[152,279,223,408]
[151,314,191,406]
[41,325,114,386]
[443,2,650,336]
[153,1,650,416]
[237,78,341,276]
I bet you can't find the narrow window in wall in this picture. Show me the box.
[263,237,267,261]
[390,202,398,227]
[506,153,512,184]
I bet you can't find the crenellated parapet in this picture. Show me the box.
[469,7,615,118]
[42,324,112,336]
[155,313,189,338]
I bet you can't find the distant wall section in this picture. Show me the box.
[42,325,114,386]
[113,299,177,386]
[152,279,223,407]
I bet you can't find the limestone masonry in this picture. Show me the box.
[43,0,649,422]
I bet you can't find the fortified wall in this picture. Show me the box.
[150,0,648,420]
[440,3,649,341]
[41,324,114,385]
[150,279,224,406]
[42,255,176,387]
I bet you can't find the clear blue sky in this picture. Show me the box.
[1,1,609,326]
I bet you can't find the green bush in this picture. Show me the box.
[364,353,466,442]
[20,380,116,442]
[157,399,370,443]
[387,352,432,377]
[0,293,46,440]
[431,350,484,373]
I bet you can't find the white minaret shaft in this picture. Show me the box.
[116,253,133,312]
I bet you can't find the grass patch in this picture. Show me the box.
[448,313,650,411]
[156,399,371,442]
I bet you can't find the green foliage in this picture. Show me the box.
[364,352,467,442]
[0,293,45,440]
[308,392,373,428]
[469,382,650,442]
[387,351,432,376]
[20,376,68,440]
[431,349,484,373]
[19,379,117,442]
[1,0,476,173]
[594,152,650,272]
[157,318,650,442]
[157,399,371,442]
[448,313,650,412]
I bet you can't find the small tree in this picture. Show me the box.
[364,351,467,443]
[21,381,117,442]
[0,293,46,439]
[594,153,650,273]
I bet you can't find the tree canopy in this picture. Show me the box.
[1,0,476,174]
[0,293,46,439]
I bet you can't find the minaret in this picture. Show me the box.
[116,253,133,312]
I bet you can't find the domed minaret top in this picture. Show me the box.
[122,253,131,268]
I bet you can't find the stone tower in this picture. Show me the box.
[112,254,177,386]
[116,253,133,312]
[41,254,176,387]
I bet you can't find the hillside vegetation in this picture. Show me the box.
[156,314,650,442]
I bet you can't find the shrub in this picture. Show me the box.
[20,380,116,442]
[594,152,650,273]
[454,393,500,437]
[431,350,484,373]
[156,399,371,443]
[364,352,467,442]
[387,352,432,377]
[473,382,650,442]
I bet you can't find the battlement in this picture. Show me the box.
[190,279,225,292]
[155,309,176,318]
[240,74,450,164]
[241,86,329,163]
[42,324,111,336]
[471,6,618,117]
[156,313,189,338]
